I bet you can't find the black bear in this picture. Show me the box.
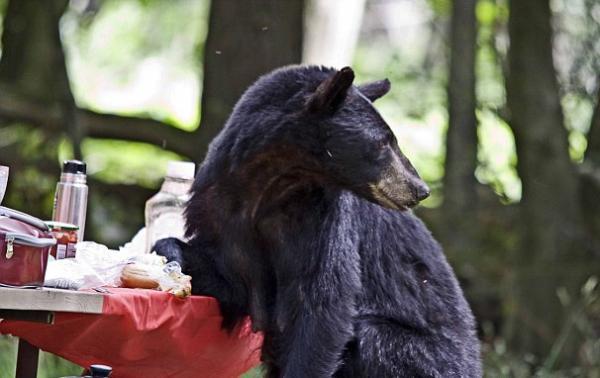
[155,65,481,377]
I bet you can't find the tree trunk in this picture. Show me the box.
[0,0,82,158]
[581,84,600,247]
[584,86,600,165]
[506,0,591,363]
[442,0,478,249]
[303,0,366,67]
[0,0,74,221]
[0,0,69,102]
[193,0,304,161]
[507,0,582,260]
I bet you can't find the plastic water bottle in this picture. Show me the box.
[145,161,195,253]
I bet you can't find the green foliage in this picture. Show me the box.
[0,335,267,377]
[1,124,61,218]
[0,0,6,48]
[476,110,521,202]
[0,336,82,378]
[483,277,600,377]
[353,0,522,203]
[241,365,265,378]
[553,0,600,161]
[427,0,452,16]
[62,0,208,130]
[353,16,448,206]
[562,92,595,162]
[476,0,508,27]
[59,0,209,195]
[474,0,522,202]
[82,139,183,188]
[0,336,16,378]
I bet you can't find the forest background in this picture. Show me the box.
[0,0,599,377]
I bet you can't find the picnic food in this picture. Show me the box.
[120,260,192,298]
[120,264,160,289]
[160,262,192,298]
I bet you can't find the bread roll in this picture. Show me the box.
[121,264,159,289]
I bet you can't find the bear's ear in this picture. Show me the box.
[357,79,391,102]
[306,67,355,113]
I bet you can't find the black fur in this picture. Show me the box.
[334,203,481,377]
[154,65,481,377]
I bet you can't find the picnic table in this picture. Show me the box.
[0,286,262,378]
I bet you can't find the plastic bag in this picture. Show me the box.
[157,261,192,297]
[44,238,191,297]
[44,257,105,290]
[44,242,132,290]
[119,227,147,256]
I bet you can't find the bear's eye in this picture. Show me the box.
[377,139,388,150]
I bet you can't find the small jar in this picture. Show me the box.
[59,363,113,377]
[45,221,79,259]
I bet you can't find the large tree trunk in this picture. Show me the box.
[507,0,581,259]
[0,0,69,102]
[0,0,74,221]
[581,85,600,247]
[0,0,82,158]
[443,0,478,237]
[303,0,366,67]
[193,0,304,161]
[585,89,600,165]
[505,0,592,363]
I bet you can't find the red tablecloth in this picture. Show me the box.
[0,288,263,378]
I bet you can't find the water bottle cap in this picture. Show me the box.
[166,161,195,180]
[62,160,86,175]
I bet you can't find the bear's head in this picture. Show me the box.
[201,65,429,211]
[303,66,430,210]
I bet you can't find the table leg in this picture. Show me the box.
[16,338,39,378]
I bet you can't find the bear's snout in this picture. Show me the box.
[414,181,431,201]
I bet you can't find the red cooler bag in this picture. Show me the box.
[0,206,56,286]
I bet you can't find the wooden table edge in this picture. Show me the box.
[0,287,104,314]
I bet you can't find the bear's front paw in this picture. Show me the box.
[152,237,187,268]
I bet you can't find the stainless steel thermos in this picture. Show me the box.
[52,160,88,241]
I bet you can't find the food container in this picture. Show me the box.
[53,160,88,241]
[0,206,56,286]
[46,221,78,259]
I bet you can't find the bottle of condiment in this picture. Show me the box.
[52,160,88,241]
[45,221,79,259]
[145,161,195,253]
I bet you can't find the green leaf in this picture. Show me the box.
[476,0,497,26]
